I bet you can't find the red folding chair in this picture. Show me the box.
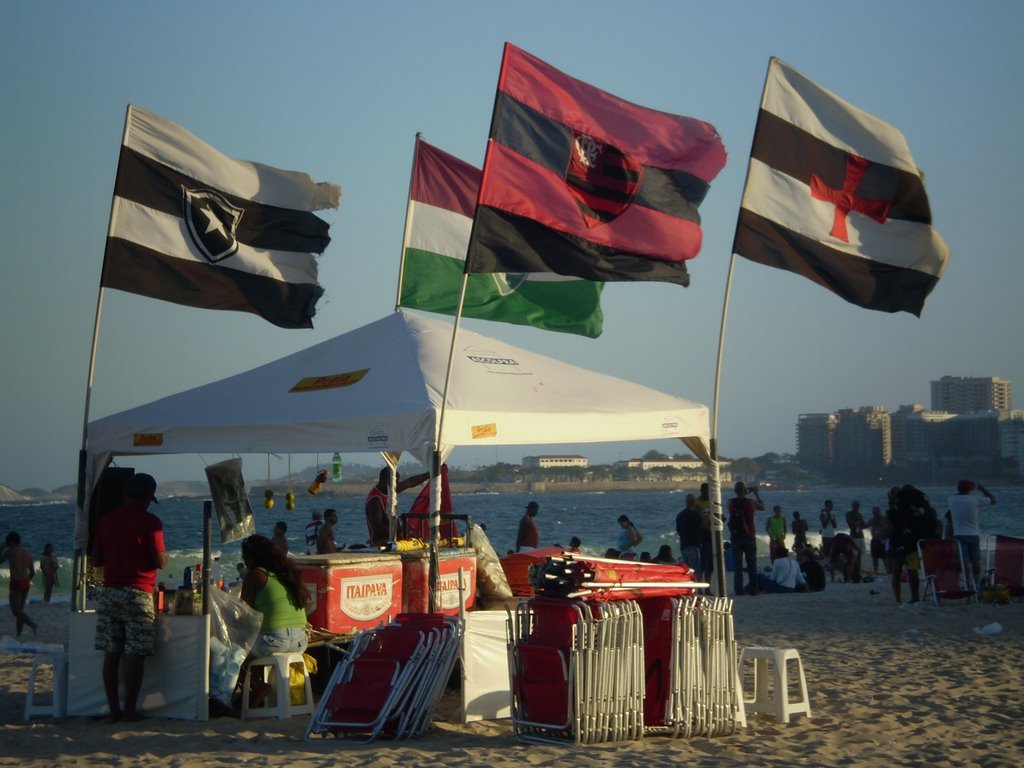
[986,535,1024,599]
[307,624,430,742]
[918,539,976,606]
[507,598,582,743]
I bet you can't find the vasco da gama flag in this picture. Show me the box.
[399,137,604,337]
[465,43,727,285]
[101,105,341,328]
[733,58,950,316]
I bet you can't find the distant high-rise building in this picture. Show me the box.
[793,377,1019,481]
[904,411,956,465]
[796,413,837,471]
[832,407,891,481]
[930,376,1011,414]
[889,404,926,466]
[1001,411,1024,479]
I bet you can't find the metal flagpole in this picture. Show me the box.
[382,135,425,546]
[73,285,107,610]
[72,104,131,610]
[392,129,474,610]
[430,272,471,610]
[394,133,422,312]
[710,58,773,598]
[430,49,506,609]
[709,254,737,598]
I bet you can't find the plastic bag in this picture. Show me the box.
[290,654,317,705]
[207,587,263,705]
[469,523,513,603]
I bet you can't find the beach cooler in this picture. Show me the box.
[400,548,477,614]
[293,552,403,636]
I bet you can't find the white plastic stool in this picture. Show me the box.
[24,652,69,721]
[739,646,811,724]
[241,652,314,720]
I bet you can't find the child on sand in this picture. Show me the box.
[40,543,60,602]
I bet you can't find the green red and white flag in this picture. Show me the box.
[733,58,950,315]
[399,137,604,338]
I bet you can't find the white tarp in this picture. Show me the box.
[461,610,512,722]
[81,310,710,546]
[87,310,709,463]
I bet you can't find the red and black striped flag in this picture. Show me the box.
[733,58,950,316]
[465,43,727,285]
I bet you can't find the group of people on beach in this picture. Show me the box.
[280,471,999,611]
[1,532,61,637]
[721,479,997,603]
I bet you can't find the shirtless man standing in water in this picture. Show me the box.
[1,532,38,636]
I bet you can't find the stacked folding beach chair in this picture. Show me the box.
[506,554,741,744]
[642,595,741,738]
[306,613,463,742]
[507,597,645,744]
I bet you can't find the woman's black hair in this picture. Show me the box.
[241,534,309,608]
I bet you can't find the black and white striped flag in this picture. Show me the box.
[733,58,949,316]
[102,105,341,328]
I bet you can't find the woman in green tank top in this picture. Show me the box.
[241,535,310,657]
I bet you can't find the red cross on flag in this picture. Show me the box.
[732,58,950,316]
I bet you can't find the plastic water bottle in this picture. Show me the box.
[332,452,343,482]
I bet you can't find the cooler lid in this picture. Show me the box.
[292,551,402,566]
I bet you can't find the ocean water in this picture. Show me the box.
[3,485,1023,604]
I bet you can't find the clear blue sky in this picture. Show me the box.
[2,1,1021,490]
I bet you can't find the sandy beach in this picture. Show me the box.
[2,583,1022,768]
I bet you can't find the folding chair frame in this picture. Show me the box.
[306,613,464,743]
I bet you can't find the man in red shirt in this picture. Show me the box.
[516,501,540,552]
[728,481,764,596]
[91,473,168,723]
[364,468,429,546]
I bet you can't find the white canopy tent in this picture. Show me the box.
[79,310,711,548]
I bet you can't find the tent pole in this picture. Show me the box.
[381,452,401,541]
[202,501,212,615]
[428,450,442,612]
[710,253,738,597]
